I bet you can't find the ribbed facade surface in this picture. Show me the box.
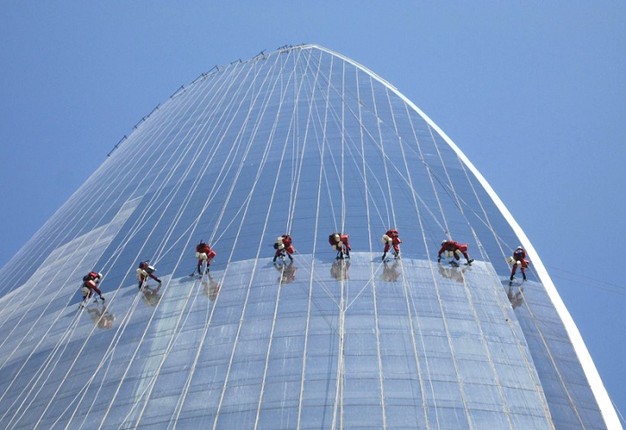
[0,45,619,429]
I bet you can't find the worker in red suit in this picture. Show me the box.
[509,246,529,286]
[195,241,216,275]
[81,271,105,305]
[136,260,162,289]
[329,233,351,260]
[273,234,295,262]
[437,239,474,266]
[381,228,402,261]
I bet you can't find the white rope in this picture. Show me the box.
[399,106,475,428]
[168,49,302,429]
[284,49,310,235]
[383,87,434,428]
[251,59,301,423]
[0,196,156,425]
[300,61,396,232]
[61,60,250,426]
[296,49,328,427]
[107,59,273,428]
[2,309,83,427]
[156,53,292,430]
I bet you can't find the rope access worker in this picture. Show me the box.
[329,233,351,260]
[381,229,402,261]
[136,260,162,289]
[195,241,216,275]
[81,271,105,304]
[509,246,529,286]
[273,234,295,262]
[437,239,474,266]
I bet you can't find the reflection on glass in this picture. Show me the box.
[141,283,163,307]
[202,274,221,300]
[381,261,401,282]
[508,286,524,309]
[437,262,469,283]
[273,262,297,285]
[86,304,115,329]
[330,259,350,281]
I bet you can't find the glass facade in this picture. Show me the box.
[0,44,619,429]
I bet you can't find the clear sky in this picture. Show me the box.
[1,1,625,421]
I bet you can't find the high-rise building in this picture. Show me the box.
[0,44,619,429]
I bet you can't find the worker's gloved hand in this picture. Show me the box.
[437,257,441,263]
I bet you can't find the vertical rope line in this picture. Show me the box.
[340,60,346,232]
[454,160,555,423]
[284,48,313,234]
[299,67,389,229]
[224,49,307,429]
[456,161,512,270]
[368,75,393,228]
[159,59,282,428]
[401,108,475,428]
[95,60,265,428]
[296,49,328,429]
[516,290,586,427]
[209,52,296,429]
[147,62,259,264]
[0,199,158,423]
[249,52,307,427]
[169,50,302,427]
[119,67,262,428]
[285,51,300,235]
[82,68,241,426]
[459,274,516,429]
[289,53,358,306]
[428,267,475,426]
[130,55,288,428]
[406,113,451,239]
[330,275,345,430]
[358,68,387,429]
[298,52,342,233]
[0,71,215,301]
[384,88,433,428]
[320,56,339,232]
[8,193,175,428]
[427,126,477,244]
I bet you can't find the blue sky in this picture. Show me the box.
[1,1,625,420]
